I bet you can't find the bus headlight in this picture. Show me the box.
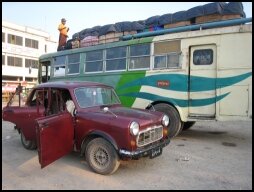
[162,115,169,127]
[130,121,139,136]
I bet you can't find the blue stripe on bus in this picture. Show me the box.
[117,72,252,92]
[118,92,230,107]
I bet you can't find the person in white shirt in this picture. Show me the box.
[66,99,75,116]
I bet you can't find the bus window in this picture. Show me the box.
[154,40,181,69]
[154,40,181,54]
[40,61,51,83]
[106,46,127,71]
[129,44,150,70]
[193,49,213,65]
[154,55,167,69]
[154,53,180,69]
[67,53,80,75]
[85,50,103,73]
[167,53,180,68]
[53,56,66,76]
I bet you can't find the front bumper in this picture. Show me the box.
[118,137,170,159]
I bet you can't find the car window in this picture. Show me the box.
[49,89,66,115]
[28,89,48,108]
[74,87,120,108]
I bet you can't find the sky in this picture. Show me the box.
[2,2,252,41]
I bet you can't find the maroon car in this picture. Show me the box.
[2,81,170,175]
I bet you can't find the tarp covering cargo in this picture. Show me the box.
[71,2,246,44]
[114,21,145,32]
[98,24,117,36]
[145,15,160,27]
[158,2,243,25]
[79,26,100,40]
[222,2,246,17]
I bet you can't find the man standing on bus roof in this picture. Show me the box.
[57,18,69,51]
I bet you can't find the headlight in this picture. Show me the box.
[162,115,169,127]
[130,121,139,136]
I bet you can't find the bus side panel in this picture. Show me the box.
[218,85,250,117]
[216,32,252,120]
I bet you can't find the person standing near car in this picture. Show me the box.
[57,18,69,51]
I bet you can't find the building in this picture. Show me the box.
[2,20,57,97]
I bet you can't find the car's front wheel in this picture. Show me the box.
[20,130,37,150]
[85,138,120,175]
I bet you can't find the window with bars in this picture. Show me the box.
[25,38,39,49]
[129,44,151,70]
[85,50,103,73]
[153,40,181,69]
[25,59,39,68]
[67,53,80,74]
[105,46,127,71]
[8,34,23,46]
[7,56,23,67]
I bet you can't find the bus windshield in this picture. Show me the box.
[74,87,121,108]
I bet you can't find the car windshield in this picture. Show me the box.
[74,87,121,108]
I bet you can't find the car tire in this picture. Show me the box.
[182,121,196,131]
[154,103,183,138]
[21,130,37,150]
[85,138,120,175]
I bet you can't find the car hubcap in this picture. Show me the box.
[93,147,109,167]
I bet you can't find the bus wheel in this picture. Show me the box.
[154,103,183,138]
[85,138,120,175]
[20,130,37,150]
[182,121,196,131]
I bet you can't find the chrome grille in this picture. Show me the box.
[137,126,163,147]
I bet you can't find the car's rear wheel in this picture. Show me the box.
[85,138,120,175]
[20,130,37,150]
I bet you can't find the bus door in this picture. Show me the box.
[189,45,217,117]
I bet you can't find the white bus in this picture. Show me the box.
[38,18,252,138]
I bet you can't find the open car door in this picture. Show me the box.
[36,112,74,168]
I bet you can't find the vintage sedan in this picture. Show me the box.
[2,81,170,175]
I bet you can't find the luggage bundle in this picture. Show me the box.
[80,36,99,47]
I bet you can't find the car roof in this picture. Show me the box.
[36,81,112,90]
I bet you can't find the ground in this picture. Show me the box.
[2,120,252,190]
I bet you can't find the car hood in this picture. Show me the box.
[90,106,163,128]
[112,107,160,120]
